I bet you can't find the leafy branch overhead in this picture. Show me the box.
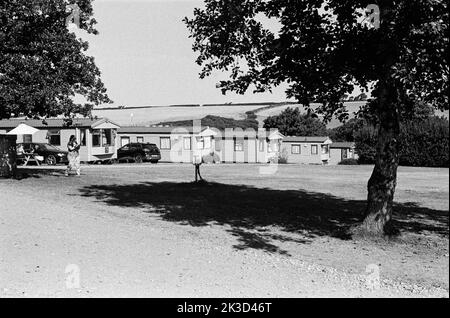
[184,0,448,122]
[0,0,112,120]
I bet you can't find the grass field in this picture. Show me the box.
[1,164,448,297]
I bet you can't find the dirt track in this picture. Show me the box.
[0,164,448,297]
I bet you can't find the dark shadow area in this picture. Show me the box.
[14,167,66,179]
[77,181,449,254]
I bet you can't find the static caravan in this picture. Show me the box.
[117,126,284,164]
[0,118,121,163]
[214,128,283,163]
[329,142,358,165]
[281,136,332,165]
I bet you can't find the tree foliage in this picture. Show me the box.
[0,0,111,120]
[159,114,259,130]
[184,0,448,122]
[355,116,449,167]
[263,107,327,136]
[327,118,366,142]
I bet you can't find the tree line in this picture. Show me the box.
[263,107,449,168]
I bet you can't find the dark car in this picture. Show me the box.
[17,143,68,165]
[117,143,161,163]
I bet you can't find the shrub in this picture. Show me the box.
[277,149,289,164]
[202,152,221,164]
[354,116,449,167]
[277,156,288,164]
[338,158,359,165]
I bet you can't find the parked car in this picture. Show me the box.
[16,143,68,165]
[117,143,161,163]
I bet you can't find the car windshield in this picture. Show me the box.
[40,144,62,151]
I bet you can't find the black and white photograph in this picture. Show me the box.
[0,0,448,302]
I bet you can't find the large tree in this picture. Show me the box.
[184,0,449,235]
[0,0,111,120]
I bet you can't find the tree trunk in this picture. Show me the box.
[362,82,400,235]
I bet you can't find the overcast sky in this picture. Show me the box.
[79,0,291,107]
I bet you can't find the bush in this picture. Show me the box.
[354,116,449,167]
[202,152,220,164]
[338,158,359,165]
[278,148,289,164]
[277,156,288,164]
[268,151,288,164]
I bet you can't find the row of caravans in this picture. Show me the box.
[0,118,121,163]
[0,117,358,165]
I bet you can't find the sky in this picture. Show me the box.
[78,0,292,107]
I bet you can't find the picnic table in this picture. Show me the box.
[21,152,42,166]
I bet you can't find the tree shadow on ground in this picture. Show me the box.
[78,181,449,255]
[12,167,68,180]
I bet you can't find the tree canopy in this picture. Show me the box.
[159,114,259,130]
[263,107,327,136]
[184,0,448,122]
[0,0,111,120]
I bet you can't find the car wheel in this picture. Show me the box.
[150,160,158,164]
[46,155,57,165]
[134,154,143,164]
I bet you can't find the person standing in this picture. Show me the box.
[65,135,81,176]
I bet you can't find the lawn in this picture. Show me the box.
[1,163,448,296]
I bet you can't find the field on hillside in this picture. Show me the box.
[255,101,367,129]
[92,102,367,128]
[92,105,264,127]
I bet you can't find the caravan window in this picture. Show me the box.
[183,137,192,150]
[160,137,171,150]
[48,130,61,146]
[93,129,114,147]
[92,130,101,147]
[102,129,112,146]
[268,141,279,153]
[234,139,244,152]
[259,139,265,152]
[204,137,211,149]
[121,137,130,147]
[292,145,301,154]
[23,134,32,143]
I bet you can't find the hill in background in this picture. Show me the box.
[157,114,259,130]
[92,101,449,129]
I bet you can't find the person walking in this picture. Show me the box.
[65,135,81,176]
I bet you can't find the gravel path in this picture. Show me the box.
[0,165,448,298]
